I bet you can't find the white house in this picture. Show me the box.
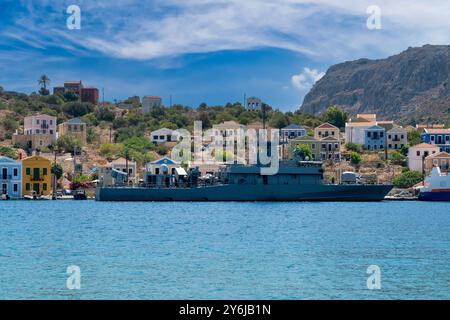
[407,143,440,173]
[151,128,180,144]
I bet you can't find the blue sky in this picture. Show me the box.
[1,0,449,111]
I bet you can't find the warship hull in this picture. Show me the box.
[95,184,393,202]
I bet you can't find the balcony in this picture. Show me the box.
[30,176,44,182]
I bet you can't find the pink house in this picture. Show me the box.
[24,114,57,140]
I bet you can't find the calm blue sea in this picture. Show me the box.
[1,201,450,300]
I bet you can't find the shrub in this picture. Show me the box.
[350,152,362,165]
[346,143,363,153]
[57,134,82,153]
[393,170,423,188]
[0,146,17,159]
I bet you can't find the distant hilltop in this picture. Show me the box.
[301,45,450,124]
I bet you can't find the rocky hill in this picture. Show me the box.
[301,45,450,124]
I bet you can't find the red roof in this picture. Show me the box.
[317,123,337,129]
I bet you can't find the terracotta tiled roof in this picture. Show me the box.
[423,128,450,134]
[411,143,440,149]
[316,123,338,129]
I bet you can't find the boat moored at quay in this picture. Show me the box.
[95,160,393,202]
[418,166,450,201]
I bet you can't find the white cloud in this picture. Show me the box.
[291,68,325,91]
[3,0,450,61]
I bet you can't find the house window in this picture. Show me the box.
[416,151,420,156]
[13,168,18,176]
[431,136,435,142]
[26,183,30,191]
[388,135,392,139]
[26,167,31,175]
[50,130,53,134]
[367,132,371,138]
[380,132,384,138]
[37,119,40,124]
[43,168,48,176]
[43,183,47,191]
[311,144,315,150]
[13,184,18,192]
[36,129,40,134]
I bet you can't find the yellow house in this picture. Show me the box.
[22,155,52,196]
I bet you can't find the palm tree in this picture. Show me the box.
[38,75,50,90]
[38,75,50,96]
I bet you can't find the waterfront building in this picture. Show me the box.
[407,143,440,173]
[146,157,181,175]
[364,125,386,150]
[142,96,162,113]
[281,124,307,140]
[387,127,407,150]
[151,128,180,144]
[319,136,341,161]
[425,152,450,173]
[420,128,450,153]
[58,118,87,144]
[0,156,22,199]
[246,97,262,111]
[111,158,137,184]
[22,155,52,196]
[144,157,186,187]
[314,123,340,140]
[287,136,320,160]
[12,114,57,151]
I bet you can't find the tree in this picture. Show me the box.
[294,144,313,160]
[407,130,421,146]
[63,102,94,117]
[269,111,288,129]
[38,75,50,96]
[52,163,63,180]
[393,170,423,188]
[322,106,348,129]
[350,152,362,165]
[57,134,82,153]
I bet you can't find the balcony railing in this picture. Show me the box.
[30,176,44,182]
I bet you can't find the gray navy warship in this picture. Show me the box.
[95,160,393,201]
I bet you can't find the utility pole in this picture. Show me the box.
[52,145,57,200]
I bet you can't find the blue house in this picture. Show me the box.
[0,156,22,199]
[421,128,450,153]
[364,125,386,150]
